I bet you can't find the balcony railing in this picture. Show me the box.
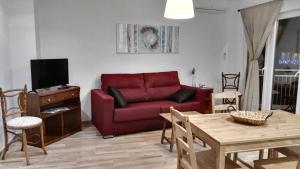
[259,69,298,111]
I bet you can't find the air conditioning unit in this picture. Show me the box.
[194,0,229,14]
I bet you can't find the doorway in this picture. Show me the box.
[261,12,300,114]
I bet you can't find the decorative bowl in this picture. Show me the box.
[230,111,273,126]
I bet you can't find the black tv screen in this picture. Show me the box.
[31,59,69,90]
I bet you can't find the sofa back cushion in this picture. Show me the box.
[101,73,147,103]
[144,71,181,100]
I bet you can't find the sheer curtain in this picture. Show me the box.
[241,0,283,110]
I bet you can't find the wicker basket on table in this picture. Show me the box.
[230,111,273,126]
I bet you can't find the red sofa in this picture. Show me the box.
[91,71,212,138]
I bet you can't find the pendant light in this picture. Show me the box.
[164,0,195,19]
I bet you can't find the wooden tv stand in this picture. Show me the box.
[27,86,81,147]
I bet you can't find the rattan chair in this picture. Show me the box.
[170,107,241,169]
[0,85,47,165]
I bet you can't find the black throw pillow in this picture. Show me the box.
[169,89,196,103]
[107,86,127,108]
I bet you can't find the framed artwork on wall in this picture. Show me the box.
[117,24,179,53]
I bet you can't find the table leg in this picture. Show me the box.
[216,147,225,169]
[161,120,167,144]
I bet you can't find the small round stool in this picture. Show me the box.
[1,86,47,166]
[3,116,47,165]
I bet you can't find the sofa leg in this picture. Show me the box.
[103,135,114,139]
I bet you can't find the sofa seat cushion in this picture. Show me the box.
[114,100,201,123]
[114,102,161,123]
[158,100,201,113]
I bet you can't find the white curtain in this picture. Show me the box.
[241,0,283,111]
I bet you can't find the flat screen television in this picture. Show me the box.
[31,59,69,90]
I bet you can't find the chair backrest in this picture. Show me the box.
[222,72,240,92]
[0,85,27,123]
[211,91,239,113]
[170,107,197,169]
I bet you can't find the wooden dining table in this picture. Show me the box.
[188,110,300,169]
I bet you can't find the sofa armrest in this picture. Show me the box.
[181,85,213,113]
[91,89,115,137]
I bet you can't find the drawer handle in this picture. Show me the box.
[72,93,75,96]
[47,98,51,102]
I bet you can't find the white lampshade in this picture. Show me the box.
[164,0,195,19]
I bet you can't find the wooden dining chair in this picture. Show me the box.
[221,72,241,106]
[161,111,206,153]
[211,92,264,166]
[254,157,300,169]
[211,91,240,114]
[211,92,242,163]
[0,85,47,165]
[170,107,241,169]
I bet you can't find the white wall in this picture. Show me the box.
[34,0,228,121]
[214,0,247,92]
[0,0,10,153]
[0,1,11,89]
[0,0,36,152]
[5,0,37,89]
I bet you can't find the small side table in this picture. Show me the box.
[160,111,202,152]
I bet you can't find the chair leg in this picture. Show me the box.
[40,125,47,154]
[1,146,8,160]
[21,139,24,151]
[268,149,275,159]
[273,149,279,158]
[203,141,206,147]
[1,130,9,160]
[170,127,174,152]
[22,129,30,165]
[177,158,183,169]
[259,149,264,160]
[233,153,238,162]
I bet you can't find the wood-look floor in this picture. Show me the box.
[0,123,263,169]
